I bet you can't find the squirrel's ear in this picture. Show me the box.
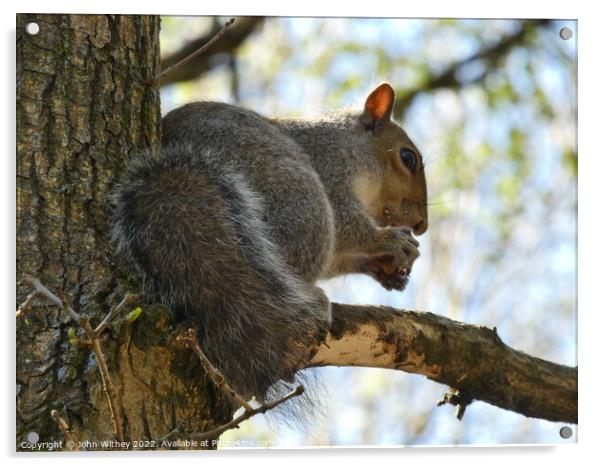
[363,83,395,130]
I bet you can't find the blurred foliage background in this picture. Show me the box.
[159,16,577,447]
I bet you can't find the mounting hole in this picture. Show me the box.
[559,27,573,40]
[25,22,40,35]
[559,426,573,439]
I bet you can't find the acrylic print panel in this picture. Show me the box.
[16,14,577,451]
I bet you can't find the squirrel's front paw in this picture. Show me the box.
[367,228,420,291]
[367,255,410,290]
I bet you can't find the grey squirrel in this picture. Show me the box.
[112,83,428,403]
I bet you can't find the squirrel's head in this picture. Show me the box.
[354,83,428,236]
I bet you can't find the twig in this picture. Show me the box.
[16,290,41,318]
[437,387,474,421]
[22,276,82,323]
[157,385,304,444]
[159,17,263,87]
[188,385,304,441]
[95,293,139,335]
[153,18,235,83]
[17,277,139,445]
[178,328,253,412]
[153,328,304,445]
[82,318,124,443]
[51,409,79,451]
[154,427,180,444]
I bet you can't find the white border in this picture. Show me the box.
[3,1,600,465]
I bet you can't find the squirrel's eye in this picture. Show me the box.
[399,148,417,172]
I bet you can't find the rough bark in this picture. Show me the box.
[306,303,577,424]
[16,13,233,451]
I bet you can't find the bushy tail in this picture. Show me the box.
[112,144,326,401]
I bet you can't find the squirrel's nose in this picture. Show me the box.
[412,219,428,236]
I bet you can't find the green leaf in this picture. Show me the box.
[67,327,80,346]
[125,307,143,323]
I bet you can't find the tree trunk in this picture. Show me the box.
[16,14,233,451]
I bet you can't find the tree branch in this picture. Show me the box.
[305,303,577,424]
[159,16,264,87]
[395,19,551,119]
[177,328,253,412]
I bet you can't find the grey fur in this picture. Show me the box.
[112,86,428,405]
